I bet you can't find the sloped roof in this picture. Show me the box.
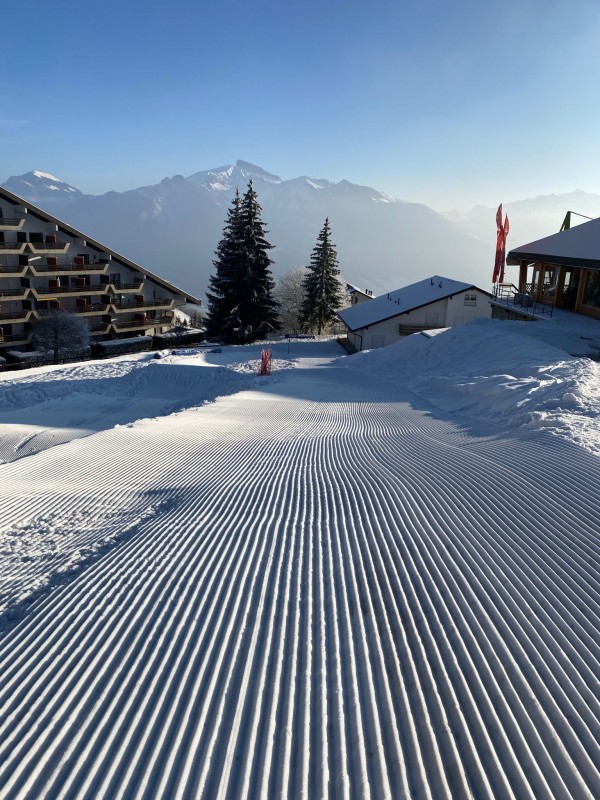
[346,282,375,298]
[507,216,600,270]
[0,186,200,304]
[338,275,489,332]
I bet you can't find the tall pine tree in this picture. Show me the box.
[300,218,343,334]
[206,181,280,343]
[205,188,243,340]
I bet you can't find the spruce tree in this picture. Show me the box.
[234,179,280,342]
[206,181,280,343]
[300,218,343,334]
[205,188,243,340]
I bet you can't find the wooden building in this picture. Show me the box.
[506,218,600,320]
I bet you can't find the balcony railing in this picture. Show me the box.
[491,282,554,317]
[0,264,27,274]
[0,310,31,321]
[35,284,107,295]
[113,298,172,310]
[28,241,70,251]
[30,260,109,273]
[111,281,144,291]
[0,288,28,299]
[114,315,171,330]
[0,242,26,251]
[0,332,30,343]
[0,217,25,229]
[74,303,109,315]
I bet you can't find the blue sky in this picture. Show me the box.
[2,0,600,209]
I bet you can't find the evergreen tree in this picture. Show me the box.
[300,218,343,334]
[205,189,243,340]
[206,181,280,343]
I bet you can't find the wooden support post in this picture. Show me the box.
[575,269,587,314]
[555,266,566,308]
[519,261,527,292]
[535,264,545,302]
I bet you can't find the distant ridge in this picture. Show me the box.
[2,162,491,297]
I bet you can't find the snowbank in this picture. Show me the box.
[345,319,600,456]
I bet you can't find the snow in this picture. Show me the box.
[344,318,600,457]
[32,170,62,182]
[0,330,598,798]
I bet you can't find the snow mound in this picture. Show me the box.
[346,319,600,456]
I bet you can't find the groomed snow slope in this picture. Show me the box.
[0,335,598,799]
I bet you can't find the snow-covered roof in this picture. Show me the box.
[338,275,489,331]
[507,216,600,269]
[346,283,375,298]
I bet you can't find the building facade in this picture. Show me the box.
[506,217,600,321]
[0,186,199,352]
[338,276,492,351]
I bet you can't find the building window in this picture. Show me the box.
[464,293,477,306]
[583,271,600,308]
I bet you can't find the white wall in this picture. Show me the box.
[351,290,491,349]
[446,289,491,326]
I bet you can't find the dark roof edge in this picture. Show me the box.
[0,186,201,304]
[339,285,492,332]
[506,249,600,271]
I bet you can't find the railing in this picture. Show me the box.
[0,310,29,320]
[32,261,108,272]
[111,281,143,290]
[0,332,30,343]
[74,304,108,314]
[0,265,26,273]
[113,299,171,309]
[28,242,70,250]
[0,242,25,250]
[0,218,23,225]
[114,315,171,329]
[36,284,106,295]
[0,288,28,298]
[492,282,554,317]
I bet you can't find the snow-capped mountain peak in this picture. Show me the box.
[186,160,282,192]
[3,170,83,202]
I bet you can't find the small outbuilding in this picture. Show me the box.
[345,283,375,305]
[338,275,492,351]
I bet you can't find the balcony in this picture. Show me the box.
[32,283,108,299]
[113,315,171,331]
[73,302,109,316]
[110,279,144,293]
[0,217,25,231]
[113,298,174,311]
[0,263,28,277]
[89,321,112,335]
[0,309,31,323]
[0,287,29,300]
[0,331,31,346]
[29,258,109,276]
[28,240,70,255]
[0,242,27,255]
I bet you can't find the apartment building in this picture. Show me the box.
[0,186,199,351]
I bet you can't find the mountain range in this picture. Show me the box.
[3,164,599,299]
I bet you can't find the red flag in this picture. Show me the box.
[499,215,509,283]
[493,204,503,283]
